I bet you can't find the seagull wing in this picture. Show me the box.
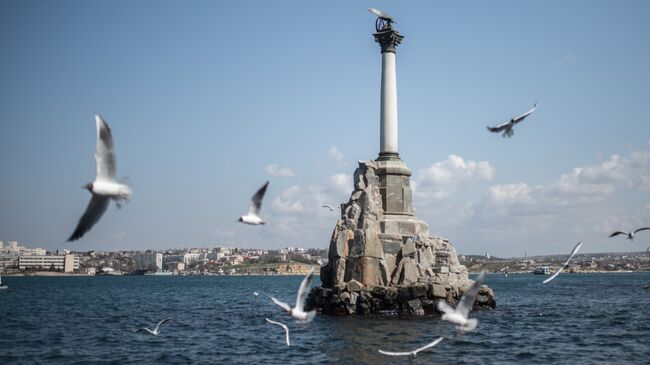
[487,121,509,132]
[266,318,290,346]
[295,269,314,312]
[154,317,172,331]
[456,271,485,318]
[512,102,538,125]
[67,195,110,241]
[436,300,455,315]
[609,231,628,237]
[135,327,154,334]
[412,337,444,355]
[271,296,292,312]
[378,349,414,356]
[94,115,116,181]
[249,181,269,216]
[543,241,583,284]
[633,227,650,234]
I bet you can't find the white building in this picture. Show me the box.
[18,254,79,272]
[0,241,46,256]
[21,248,47,256]
[183,253,202,265]
[135,253,163,271]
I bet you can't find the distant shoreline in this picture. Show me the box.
[472,270,648,275]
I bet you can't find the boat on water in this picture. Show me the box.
[0,273,7,290]
[533,267,551,275]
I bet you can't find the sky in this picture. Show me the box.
[1,1,649,256]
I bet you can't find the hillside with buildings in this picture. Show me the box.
[0,240,325,276]
[460,250,650,274]
[3,239,648,277]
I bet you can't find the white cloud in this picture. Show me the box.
[265,163,295,177]
[413,154,495,201]
[328,146,347,166]
[411,145,650,256]
[271,185,304,213]
[484,148,650,214]
[267,184,342,244]
[329,173,353,194]
[467,146,650,249]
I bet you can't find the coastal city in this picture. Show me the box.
[1,239,649,277]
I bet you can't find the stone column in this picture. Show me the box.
[374,26,403,157]
[373,24,414,220]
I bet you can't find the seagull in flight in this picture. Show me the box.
[266,318,290,346]
[543,241,583,284]
[135,317,172,336]
[437,271,485,333]
[321,205,335,212]
[270,269,316,322]
[487,102,538,138]
[609,228,650,240]
[238,181,269,225]
[67,115,132,241]
[378,337,443,358]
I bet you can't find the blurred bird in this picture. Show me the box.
[487,102,538,138]
[68,115,132,241]
[135,317,172,336]
[266,318,290,346]
[321,205,335,212]
[378,337,443,358]
[437,271,485,333]
[609,228,650,240]
[270,269,316,322]
[543,241,583,284]
[238,181,269,225]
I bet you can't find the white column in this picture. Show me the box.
[380,51,398,154]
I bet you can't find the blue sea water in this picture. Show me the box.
[1,272,649,364]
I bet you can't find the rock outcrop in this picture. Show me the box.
[307,159,495,315]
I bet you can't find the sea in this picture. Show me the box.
[1,272,649,364]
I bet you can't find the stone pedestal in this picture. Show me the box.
[308,160,495,315]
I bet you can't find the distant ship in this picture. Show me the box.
[0,273,7,290]
[533,267,551,275]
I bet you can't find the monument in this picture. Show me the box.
[306,10,495,315]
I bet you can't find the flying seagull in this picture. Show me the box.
[543,241,583,284]
[609,227,650,240]
[321,205,335,212]
[270,269,316,322]
[68,115,132,241]
[378,337,443,357]
[266,318,290,346]
[135,317,172,336]
[367,8,395,23]
[437,271,485,333]
[487,102,538,138]
[238,181,269,225]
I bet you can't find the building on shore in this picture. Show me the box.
[135,253,163,271]
[18,253,79,272]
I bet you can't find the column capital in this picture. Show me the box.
[373,28,404,53]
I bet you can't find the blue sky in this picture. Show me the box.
[1,1,649,256]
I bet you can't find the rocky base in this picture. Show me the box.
[314,158,496,315]
[306,279,495,316]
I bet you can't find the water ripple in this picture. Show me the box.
[1,273,650,364]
